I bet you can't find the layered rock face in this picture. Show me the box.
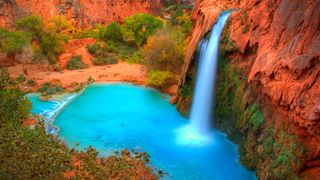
[178,0,320,179]
[0,0,162,28]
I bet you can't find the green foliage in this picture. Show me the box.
[16,15,66,64]
[86,43,101,55]
[142,28,184,73]
[180,83,193,99]
[147,70,174,88]
[37,82,64,96]
[47,16,76,41]
[78,28,99,39]
[67,55,88,70]
[0,69,156,179]
[0,28,31,59]
[127,49,142,64]
[104,41,137,60]
[92,56,118,66]
[122,14,163,46]
[100,21,123,43]
[16,74,26,83]
[249,107,264,131]
[15,15,44,41]
[220,25,238,56]
[27,79,37,86]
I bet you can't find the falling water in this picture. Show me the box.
[190,12,232,135]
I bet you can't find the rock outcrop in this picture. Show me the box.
[0,0,162,28]
[178,0,320,179]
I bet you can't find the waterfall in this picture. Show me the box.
[190,11,232,135]
[175,12,232,146]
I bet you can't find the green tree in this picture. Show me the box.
[15,14,44,42]
[122,14,163,46]
[0,29,31,60]
[16,15,66,64]
[142,28,184,73]
[100,21,123,43]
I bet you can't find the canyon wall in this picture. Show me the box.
[178,0,320,179]
[0,0,162,28]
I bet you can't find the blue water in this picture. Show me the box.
[29,83,256,180]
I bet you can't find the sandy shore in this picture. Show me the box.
[7,61,147,86]
[7,62,178,95]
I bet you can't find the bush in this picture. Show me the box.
[67,55,88,70]
[127,50,142,64]
[0,28,31,60]
[16,15,66,64]
[16,74,26,83]
[100,22,123,43]
[86,43,101,55]
[249,110,265,130]
[122,14,163,46]
[142,28,184,73]
[104,41,137,59]
[92,56,118,66]
[47,16,76,40]
[147,70,174,88]
[27,79,36,86]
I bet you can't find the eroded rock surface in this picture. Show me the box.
[0,0,162,28]
[178,0,320,178]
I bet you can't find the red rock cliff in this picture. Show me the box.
[179,0,320,178]
[0,0,162,28]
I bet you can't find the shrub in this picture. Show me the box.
[17,99,32,118]
[47,16,76,40]
[122,14,163,46]
[92,56,118,66]
[67,55,88,70]
[27,79,36,86]
[86,43,101,55]
[142,28,184,73]
[127,50,142,64]
[176,12,192,35]
[78,28,99,39]
[104,41,137,59]
[100,21,123,43]
[147,70,174,88]
[16,74,26,83]
[16,15,66,64]
[0,28,31,60]
[249,110,264,130]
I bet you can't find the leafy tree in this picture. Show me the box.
[47,15,77,41]
[100,21,123,43]
[176,12,192,35]
[15,14,44,42]
[0,28,31,60]
[16,15,66,64]
[122,14,163,46]
[142,28,184,73]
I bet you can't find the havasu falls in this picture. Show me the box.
[28,12,256,180]
[176,11,232,145]
[2,0,318,179]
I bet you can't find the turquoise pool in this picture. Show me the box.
[30,83,256,180]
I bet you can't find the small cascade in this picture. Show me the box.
[176,11,232,146]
